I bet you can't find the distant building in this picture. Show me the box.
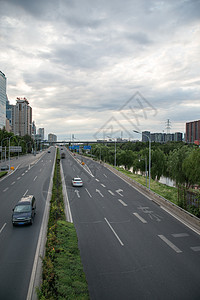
[142,131,150,142]
[12,97,32,136]
[38,128,44,140]
[0,71,7,129]
[48,133,57,143]
[142,131,183,143]
[174,132,183,142]
[186,120,200,145]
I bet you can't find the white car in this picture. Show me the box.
[72,177,83,187]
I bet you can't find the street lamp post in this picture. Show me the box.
[9,135,15,170]
[133,130,151,190]
[107,136,117,167]
[1,137,9,162]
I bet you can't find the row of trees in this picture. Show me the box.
[87,141,200,214]
[0,128,38,157]
[90,141,200,188]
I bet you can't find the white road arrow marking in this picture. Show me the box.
[116,189,124,197]
[75,190,80,198]
[96,189,104,197]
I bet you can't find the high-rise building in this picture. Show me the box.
[12,97,32,136]
[48,133,57,143]
[0,71,7,129]
[186,120,200,145]
[38,128,44,140]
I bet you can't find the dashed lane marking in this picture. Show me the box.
[172,233,189,238]
[158,235,182,253]
[133,212,147,224]
[118,199,127,207]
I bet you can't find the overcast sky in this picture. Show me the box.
[0,0,200,140]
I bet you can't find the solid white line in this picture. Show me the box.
[101,183,106,187]
[108,190,115,196]
[60,162,73,223]
[33,176,37,181]
[104,218,124,246]
[0,223,6,234]
[3,187,8,192]
[27,147,57,300]
[158,235,182,253]
[133,212,147,224]
[118,199,127,207]
[85,188,92,198]
[24,189,28,196]
[161,206,200,236]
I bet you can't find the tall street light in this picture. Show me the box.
[107,136,116,167]
[133,130,151,190]
[9,135,15,170]
[1,137,9,162]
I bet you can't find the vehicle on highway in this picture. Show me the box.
[72,177,83,187]
[1,165,9,171]
[12,195,36,226]
[61,152,65,159]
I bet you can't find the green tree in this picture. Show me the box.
[182,148,200,187]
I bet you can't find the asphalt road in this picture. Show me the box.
[0,147,56,300]
[61,148,200,300]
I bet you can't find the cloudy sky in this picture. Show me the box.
[0,0,200,141]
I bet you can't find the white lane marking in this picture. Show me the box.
[95,178,99,182]
[22,173,25,176]
[11,181,15,185]
[161,206,200,236]
[133,212,147,224]
[3,187,8,192]
[108,190,115,196]
[85,188,92,198]
[39,169,42,172]
[24,189,28,196]
[104,218,124,246]
[116,189,124,197]
[96,189,104,197]
[75,190,80,198]
[158,235,182,253]
[103,174,107,178]
[25,170,28,173]
[172,233,189,238]
[118,199,127,207]
[0,223,6,234]
[190,246,200,252]
[33,176,37,181]
[17,177,21,180]
[101,183,106,187]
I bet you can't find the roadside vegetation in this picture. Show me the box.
[82,141,200,217]
[0,171,8,178]
[38,149,89,300]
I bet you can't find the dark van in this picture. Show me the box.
[12,195,36,226]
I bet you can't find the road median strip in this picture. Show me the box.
[37,149,89,299]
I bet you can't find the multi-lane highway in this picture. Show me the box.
[61,148,200,300]
[0,147,56,300]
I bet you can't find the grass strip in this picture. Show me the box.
[115,167,178,204]
[38,150,89,299]
[0,171,8,178]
